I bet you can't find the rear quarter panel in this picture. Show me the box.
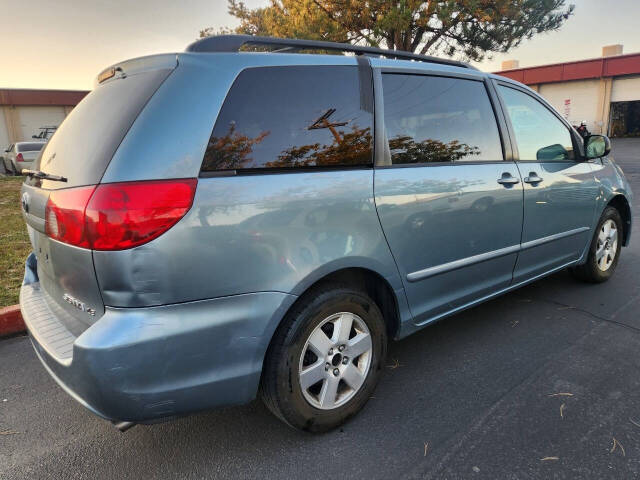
[93,170,403,306]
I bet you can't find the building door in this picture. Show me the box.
[609,101,640,137]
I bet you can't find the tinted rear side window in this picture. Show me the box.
[17,143,44,152]
[382,74,503,164]
[201,66,373,172]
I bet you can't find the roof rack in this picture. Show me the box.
[186,35,477,70]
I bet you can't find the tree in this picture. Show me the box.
[201,0,574,61]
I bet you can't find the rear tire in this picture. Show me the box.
[260,284,387,432]
[570,206,623,283]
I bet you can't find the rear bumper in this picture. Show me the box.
[20,254,296,422]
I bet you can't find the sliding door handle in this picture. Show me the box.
[524,173,543,184]
[497,173,520,186]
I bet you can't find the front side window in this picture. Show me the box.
[382,74,503,164]
[498,85,575,161]
[201,66,373,172]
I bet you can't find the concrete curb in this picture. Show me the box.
[0,305,26,337]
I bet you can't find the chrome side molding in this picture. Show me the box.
[407,227,591,282]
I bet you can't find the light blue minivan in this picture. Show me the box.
[20,35,632,432]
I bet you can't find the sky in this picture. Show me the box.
[1,0,640,90]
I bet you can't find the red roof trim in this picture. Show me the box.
[496,52,640,85]
[0,89,89,106]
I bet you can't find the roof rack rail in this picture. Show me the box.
[186,35,478,70]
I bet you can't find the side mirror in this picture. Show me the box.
[585,135,611,159]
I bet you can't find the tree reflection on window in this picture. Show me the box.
[268,125,372,168]
[388,135,480,164]
[203,122,372,171]
[202,123,270,171]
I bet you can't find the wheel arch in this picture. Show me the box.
[607,194,632,246]
[282,266,404,344]
[309,267,402,341]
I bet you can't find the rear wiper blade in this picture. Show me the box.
[22,169,67,183]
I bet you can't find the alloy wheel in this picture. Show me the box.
[298,312,372,410]
[596,219,618,272]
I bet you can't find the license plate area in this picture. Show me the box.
[28,228,105,329]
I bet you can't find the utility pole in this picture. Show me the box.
[307,108,347,142]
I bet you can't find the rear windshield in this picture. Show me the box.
[28,68,173,189]
[17,143,45,152]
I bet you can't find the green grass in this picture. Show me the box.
[0,176,31,307]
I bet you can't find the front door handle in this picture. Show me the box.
[524,172,543,184]
[497,173,520,186]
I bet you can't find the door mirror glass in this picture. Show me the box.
[536,144,569,161]
[585,135,611,159]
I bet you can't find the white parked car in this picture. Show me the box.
[2,142,46,175]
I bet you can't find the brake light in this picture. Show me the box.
[86,179,197,250]
[44,179,197,250]
[16,153,24,162]
[45,186,95,248]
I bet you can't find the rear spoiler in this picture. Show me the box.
[95,54,178,88]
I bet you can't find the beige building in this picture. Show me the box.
[0,89,88,148]
[497,45,640,137]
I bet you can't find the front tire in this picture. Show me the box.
[260,284,387,432]
[570,206,623,283]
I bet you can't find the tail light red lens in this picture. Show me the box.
[44,179,197,250]
[16,153,24,162]
[45,186,96,248]
[86,179,197,250]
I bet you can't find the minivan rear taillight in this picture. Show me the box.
[45,186,96,248]
[16,153,25,162]
[45,179,197,250]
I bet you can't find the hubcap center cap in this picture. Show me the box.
[331,353,342,367]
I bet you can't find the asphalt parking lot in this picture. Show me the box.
[1,139,640,479]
